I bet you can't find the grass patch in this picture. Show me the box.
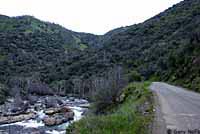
[67,82,153,134]
[79,44,88,51]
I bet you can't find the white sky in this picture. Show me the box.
[0,0,182,35]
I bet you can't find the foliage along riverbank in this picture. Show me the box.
[67,82,154,134]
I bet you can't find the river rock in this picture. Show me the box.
[60,106,72,113]
[43,106,74,126]
[42,117,56,126]
[0,100,29,117]
[44,107,60,115]
[63,111,74,120]
[44,97,60,108]
[44,106,72,115]
[10,102,29,116]
[0,112,36,125]
[43,111,74,126]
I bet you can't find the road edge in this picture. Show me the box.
[151,91,167,134]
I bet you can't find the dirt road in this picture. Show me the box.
[150,82,200,134]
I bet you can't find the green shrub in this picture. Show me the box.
[127,70,142,82]
[149,75,161,82]
[67,82,153,134]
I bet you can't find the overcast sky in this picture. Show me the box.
[0,0,182,35]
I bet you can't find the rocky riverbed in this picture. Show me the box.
[0,96,89,134]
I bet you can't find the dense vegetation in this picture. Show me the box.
[67,82,153,134]
[0,0,200,104]
[94,0,200,91]
[101,0,200,91]
[0,15,101,102]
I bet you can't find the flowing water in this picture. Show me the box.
[0,97,89,134]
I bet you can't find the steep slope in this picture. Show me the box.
[80,0,200,91]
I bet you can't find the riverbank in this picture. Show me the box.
[67,82,154,134]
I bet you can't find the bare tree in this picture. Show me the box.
[86,66,128,113]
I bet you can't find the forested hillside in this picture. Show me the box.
[74,0,200,91]
[98,0,200,91]
[0,0,200,103]
[0,15,101,102]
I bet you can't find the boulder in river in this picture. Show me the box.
[60,106,72,113]
[43,111,74,126]
[43,106,74,126]
[42,117,57,126]
[44,106,72,115]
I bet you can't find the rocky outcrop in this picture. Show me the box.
[43,107,74,126]
[44,107,61,115]
[0,112,36,125]
[0,99,29,117]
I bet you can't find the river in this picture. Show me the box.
[0,96,89,134]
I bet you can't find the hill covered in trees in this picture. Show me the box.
[0,15,102,102]
[98,0,200,91]
[0,0,200,103]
